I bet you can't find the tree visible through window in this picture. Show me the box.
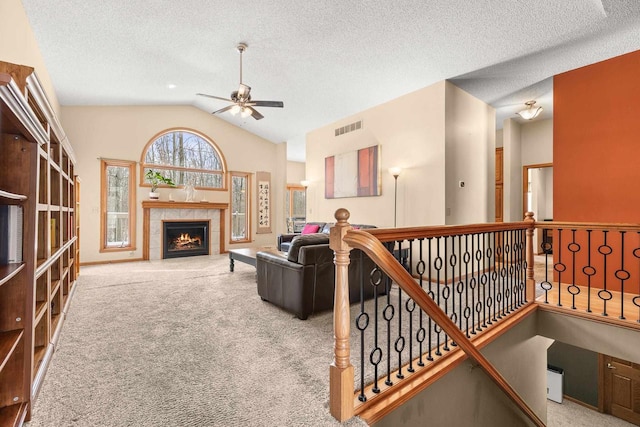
[141,129,226,189]
[230,172,250,242]
[101,159,136,251]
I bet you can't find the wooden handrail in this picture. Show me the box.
[343,228,545,427]
[533,221,640,232]
[365,221,529,242]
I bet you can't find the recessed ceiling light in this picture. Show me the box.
[167,84,177,89]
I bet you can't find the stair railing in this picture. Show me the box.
[329,208,542,425]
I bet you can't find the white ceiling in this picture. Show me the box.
[20,0,640,162]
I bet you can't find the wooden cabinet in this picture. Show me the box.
[0,61,78,425]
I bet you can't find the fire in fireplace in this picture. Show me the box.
[162,220,209,259]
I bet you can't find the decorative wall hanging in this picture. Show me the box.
[256,171,271,233]
[325,145,381,199]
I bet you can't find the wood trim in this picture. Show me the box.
[99,159,136,252]
[229,171,251,244]
[562,394,600,411]
[364,221,530,242]
[139,127,228,191]
[343,229,544,426]
[141,201,228,210]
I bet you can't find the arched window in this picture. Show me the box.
[140,128,227,189]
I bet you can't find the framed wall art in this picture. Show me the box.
[256,171,271,233]
[325,145,381,199]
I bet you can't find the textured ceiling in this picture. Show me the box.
[20,0,640,162]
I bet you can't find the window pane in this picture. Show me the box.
[143,130,224,189]
[143,167,223,188]
[292,190,306,217]
[231,174,249,241]
[106,165,130,247]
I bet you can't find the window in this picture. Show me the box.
[140,128,227,189]
[285,184,306,232]
[101,159,136,251]
[230,172,250,243]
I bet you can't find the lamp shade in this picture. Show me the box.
[389,167,402,178]
[300,180,310,188]
[516,101,543,120]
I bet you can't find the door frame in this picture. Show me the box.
[521,163,553,220]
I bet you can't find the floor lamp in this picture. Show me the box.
[389,168,401,227]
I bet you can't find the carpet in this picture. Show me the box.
[25,255,367,427]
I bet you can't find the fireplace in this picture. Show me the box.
[162,220,210,259]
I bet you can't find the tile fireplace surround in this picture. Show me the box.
[142,201,228,260]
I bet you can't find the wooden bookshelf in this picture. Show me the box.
[0,61,78,424]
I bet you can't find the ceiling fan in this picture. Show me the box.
[196,43,284,120]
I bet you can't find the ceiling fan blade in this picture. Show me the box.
[197,93,232,102]
[247,106,264,120]
[237,83,251,98]
[250,100,284,108]
[211,105,235,115]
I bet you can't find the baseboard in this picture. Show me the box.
[561,394,599,412]
[80,258,145,266]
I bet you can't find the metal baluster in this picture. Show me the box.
[443,236,450,351]
[599,231,612,317]
[417,238,426,367]
[395,239,405,379]
[586,230,593,313]
[405,239,416,374]
[384,242,394,386]
[618,231,628,320]
[490,231,497,324]
[434,237,444,356]
[356,250,367,402]
[482,232,489,328]
[371,263,382,394]
[556,229,564,307]
[427,237,435,361]
[567,229,581,310]
[463,234,471,337]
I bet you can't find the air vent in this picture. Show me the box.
[334,120,362,137]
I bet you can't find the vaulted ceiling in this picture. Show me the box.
[21,0,640,161]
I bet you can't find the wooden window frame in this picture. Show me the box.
[100,159,136,252]
[139,127,228,191]
[286,184,306,219]
[230,171,251,244]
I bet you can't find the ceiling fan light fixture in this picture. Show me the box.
[517,100,543,120]
[240,107,252,118]
[230,104,241,116]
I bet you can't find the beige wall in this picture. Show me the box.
[306,80,495,228]
[501,118,553,221]
[286,160,306,185]
[62,105,285,263]
[444,82,496,224]
[306,81,447,227]
[0,0,60,115]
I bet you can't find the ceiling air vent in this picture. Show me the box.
[335,120,362,137]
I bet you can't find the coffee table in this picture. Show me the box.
[228,247,283,272]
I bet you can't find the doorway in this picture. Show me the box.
[522,163,553,254]
[601,355,640,424]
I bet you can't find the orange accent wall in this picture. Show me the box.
[554,49,640,223]
[554,49,640,292]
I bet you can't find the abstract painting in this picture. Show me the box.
[325,145,380,198]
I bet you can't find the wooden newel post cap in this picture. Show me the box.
[524,211,535,223]
[335,208,350,223]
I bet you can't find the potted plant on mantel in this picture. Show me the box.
[145,170,176,199]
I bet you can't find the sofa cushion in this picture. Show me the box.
[301,223,321,234]
[287,233,330,262]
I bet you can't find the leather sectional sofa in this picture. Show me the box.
[277,222,376,252]
[256,232,385,319]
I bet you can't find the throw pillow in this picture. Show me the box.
[301,224,320,234]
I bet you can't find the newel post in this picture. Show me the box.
[524,212,536,302]
[329,208,354,421]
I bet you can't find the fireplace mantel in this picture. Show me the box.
[142,201,229,260]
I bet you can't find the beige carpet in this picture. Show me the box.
[24,254,633,426]
[25,255,367,427]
